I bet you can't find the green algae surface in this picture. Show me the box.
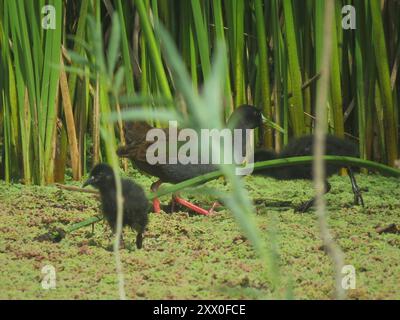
[0,171,399,299]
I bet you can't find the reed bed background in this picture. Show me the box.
[0,0,399,184]
[1,0,400,301]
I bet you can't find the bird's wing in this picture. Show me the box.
[119,121,195,163]
[119,120,211,165]
[122,180,149,216]
[117,121,168,162]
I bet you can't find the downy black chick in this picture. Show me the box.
[83,163,149,249]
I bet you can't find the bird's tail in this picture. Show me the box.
[254,149,278,162]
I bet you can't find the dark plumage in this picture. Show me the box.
[254,135,364,212]
[82,163,149,249]
[226,104,266,130]
[117,105,266,215]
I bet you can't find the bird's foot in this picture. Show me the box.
[172,196,216,216]
[294,199,314,213]
[91,223,95,235]
[135,233,143,249]
[151,180,162,213]
[208,201,221,214]
[170,199,177,213]
[152,198,161,213]
[353,191,364,207]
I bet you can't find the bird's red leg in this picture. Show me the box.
[172,195,219,216]
[150,180,162,213]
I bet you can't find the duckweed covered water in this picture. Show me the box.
[0,171,399,299]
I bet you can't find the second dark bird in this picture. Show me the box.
[253,135,365,212]
[83,163,149,249]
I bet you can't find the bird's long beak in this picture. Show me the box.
[82,176,95,188]
[261,114,268,123]
[260,114,286,133]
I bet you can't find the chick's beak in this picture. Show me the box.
[82,176,95,188]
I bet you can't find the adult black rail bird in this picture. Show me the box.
[117,104,267,215]
[82,163,149,249]
[254,135,364,212]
